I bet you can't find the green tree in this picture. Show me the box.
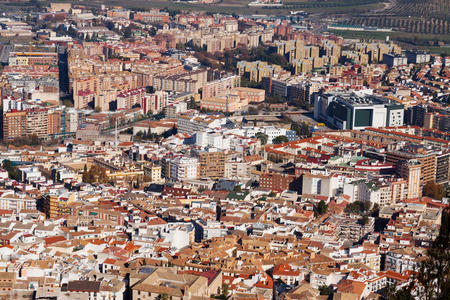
[187,97,197,109]
[316,200,328,215]
[255,132,268,145]
[416,209,450,300]
[291,122,311,137]
[159,294,169,300]
[3,160,21,181]
[273,135,289,144]
[149,27,157,36]
[319,285,334,296]
[345,201,371,215]
[360,215,369,226]
[123,26,132,38]
[221,284,230,299]
[265,95,284,104]
[176,42,186,50]
[233,185,242,192]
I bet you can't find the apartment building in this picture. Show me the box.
[44,193,77,219]
[327,215,375,242]
[169,157,199,182]
[143,163,162,183]
[202,75,240,99]
[197,151,225,179]
[153,69,207,94]
[141,91,168,114]
[3,108,60,139]
[233,87,265,103]
[106,8,131,19]
[259,172,299,192]
[436,151,450,184]
[225,161,249,179]
[424,112,450,132]
[385,248,419,273]
[0,192,36,211]
[2,110,27,139]
[387,146,437,185]
[116,87,146,110]
[238,60,283,82]
[26,109,49,138]
[73,72,139,109]
[354,42,401,63]
[200,93,248,113]
[177,114,226,135]
[397,159,422,200]
[8,51,57,67]
[133,9,170,23]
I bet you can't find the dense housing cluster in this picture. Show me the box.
[0,2,447,300]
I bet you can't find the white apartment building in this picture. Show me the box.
[169,157,199,182]
[196,131,231,150]
[177,113,226,135]
[0,192,36,211]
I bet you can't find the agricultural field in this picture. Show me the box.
[280,0,385,13]
[344,0,450,35]
[45,0,387,15]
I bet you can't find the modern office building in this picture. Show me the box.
[314,93,404,130]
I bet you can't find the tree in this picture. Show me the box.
[360,215,369,226]
[187,97,197,109]
[247,106,259,115]
[319,285,334,296]
[123,26,132,39]
[149,27,157,36]
[383,283,397,299]
[255,132,268,145]
[423,181,446,200]
[316,200,328,215]
[159,294,169,300]
[416,209,450,300]
[233,185,242,192]
[82,165,108,184]
[176,42,186,50]
[8,134,41,147]
[273,135,289,144]
[345,201,371,215]
[291,122,311,137]
[104,20,115,31]
[221,284,230,299]
[3,160,21,181]
[63,99,73,107]
[265,95,285,104]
